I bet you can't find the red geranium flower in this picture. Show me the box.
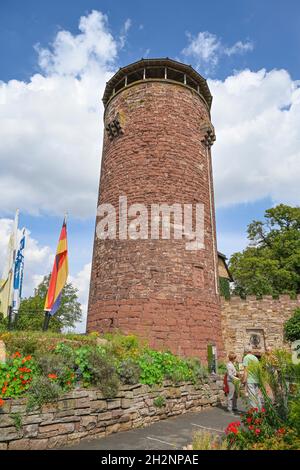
[0,398,4,407]
[255,428,261,434]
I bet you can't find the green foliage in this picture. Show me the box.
[138,349,193,385]
[10,412,23,431]
[219,277,231,299]
[26,376,62,411]
[15,274,82,331]
[251,429,300,450]
[0,352,35,399]
[0,330,97,356]
[229,204,300,297]
[226,408,284,450]
[36,352,75,391]
[153,395,166,408]
[288,396,300,435]
[75,346,119,398]
[187,358,209,384]
[0,331,211,408]
[104,333,141,360]
[118,359,141,385]
[217,362,227,374]
[284,308,300,342]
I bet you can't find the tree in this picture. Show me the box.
[14,275,82,331]
[229,204,300,297]
[284,308,300,342]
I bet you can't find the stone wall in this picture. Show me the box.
[0,378,225,450]
[221,295,300,359]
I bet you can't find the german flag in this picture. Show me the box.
[44,218,68,315]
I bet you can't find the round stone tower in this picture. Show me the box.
[87,58,224,361]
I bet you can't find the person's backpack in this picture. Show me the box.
[223,372,229,395]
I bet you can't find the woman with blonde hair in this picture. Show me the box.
[226,352,240,413]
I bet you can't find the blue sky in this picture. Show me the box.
[0,0,299,330]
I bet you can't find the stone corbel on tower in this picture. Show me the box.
[200,121,216,148]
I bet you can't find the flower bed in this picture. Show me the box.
[0,331,226,449]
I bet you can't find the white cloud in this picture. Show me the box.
[119,18,132,49]
[0,10,120,218]
[210,68,300,207]
[69,262,91,333]
[182,31,253,73]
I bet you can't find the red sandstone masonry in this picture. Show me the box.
[221,295,300,358]
[87,77,224,361]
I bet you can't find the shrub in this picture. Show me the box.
[75,347,119,398]
[35,353,75,391]
[104,333,141,360]
[225,408,299,450]
[251,429,300,450]
[188,358,209,384]
[288,397,300,435]
[118,359,141,385]
[284,308,300,342]
[0,352,36,399]
[138,349,193,385]
[26,376,62,410]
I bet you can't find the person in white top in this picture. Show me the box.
[226,352,240,413]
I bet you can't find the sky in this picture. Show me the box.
[0,0,299,332]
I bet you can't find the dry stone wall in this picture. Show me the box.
[0,378,224,450]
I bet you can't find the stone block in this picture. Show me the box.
[48,435,69,449]
[0,426,23,442]
[24,424,39,438]
[80,415,97,431]
[8,439,30,450]
[29,439,49,450]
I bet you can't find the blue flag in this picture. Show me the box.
[13,230,25,310]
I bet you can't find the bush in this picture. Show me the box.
[251,429,300,450]
[118,359,141,385]
[0,331,98,356]
[35,352,75,390]
[284,308,300,342]
[75,347,119,398]
[104,333,141,360]
[138,350,193,385]
[26,376,62,410]
[0,352,35,399]
[188,358,209,384]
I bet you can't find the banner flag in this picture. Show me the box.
[44,218,68,316]
[0,209,19,317]
[13,229,26,312]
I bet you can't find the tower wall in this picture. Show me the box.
[87,69,224,361]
